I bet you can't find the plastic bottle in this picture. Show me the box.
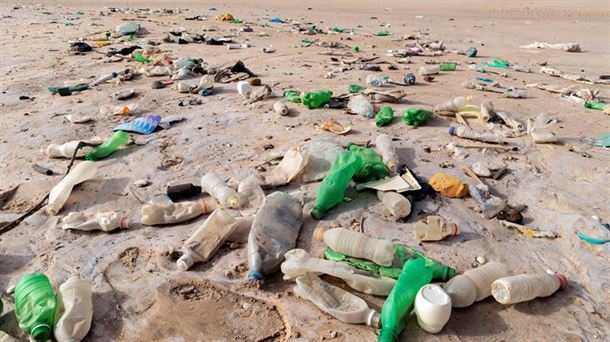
[42,140,97,159]
[281,249,396,296]
[200,172,239,209]
[85,131,129,161]
[262,147,309,187]
[45,161,97,216]
[366,74,390,87]
[443,262,509,307]
[312,151,362,219]
[294,273,381,327]
[301,90,333,109]
[439,63,457,71]
[434,96,475,113]
[469,64,486,73]
[491,271,567,305]
[247,192,303,286]
[236,81,252,97]
[428,172,469,198]
[418,65,440,76]
[415,216,459,241]
[349,84,367,93]
[414,284,452,333]
[377,191,411,218]
[584,101,606,110]
[140,198,217,225]
[177,209,238,271]
[374,134,399,172]
[273,101,289,115]
[314,227,394,266]
[99,103,141,116]
[166,183,202,201]
[375,106,394,127]
[379,258,433,342]
[14,273,57,341]
[448,126,501,144]
[237,174,265,216]
[348,94,375,118]
[61,211,130,232]
[402,108,432,126]
[53,277,93,342]
[226,43,250,49]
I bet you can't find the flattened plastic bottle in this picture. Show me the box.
[375,106,394,127]
[247,192,303,286]
[41,140,99,159]
[140,198,217,225]
[45,161,97,216]
[237,174,265,216]
[201,172,239,209]
[53,277,93,342]
[14,273,57,341]
[314,227,394,266]
[262,147,309,187]
[61,211,130,232]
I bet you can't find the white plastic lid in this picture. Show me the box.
[176,254,194,271]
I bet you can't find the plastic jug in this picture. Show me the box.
[448,126,501,144]
[414,284,452,333]
[262,147,309,187]
[53,277,93,342]
[294,273,381,327]
[201,172,239,209]
[14,273,57,341]
[443,262,509,307]
[415,216,459,241]
[140,198,217,225]
[492,271,567,304]
[281,249,396,296]
[379,258,433,342]
[61,211,130,232]
[377,191,411,218]
[374,134,399,173]
[247,192,303,286]
[177,209,238,271]
[85,131,129,161]
[45,161,97,216]
[314,227,394,266]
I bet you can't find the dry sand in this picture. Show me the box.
[1,0,609,341]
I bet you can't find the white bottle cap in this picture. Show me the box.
[176,254,195,271]
[415,284,452,333]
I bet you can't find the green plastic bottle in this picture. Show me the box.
[301,90,333,109]
[85,131,129,161]
[133,53,151,63]
[584,101,606,110]
[379,258,433,342]
[347,144,389,182]
[348,84,367,93]
[283,90,302,103]
[439,63,456,71]
[376,30,390,36]
[403,108,432,126]
[14,273,57,341]
[375,106,394,127]
[484,58,510,68]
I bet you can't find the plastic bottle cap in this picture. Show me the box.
[45,204,59,216]
[311,207,325,220]
[555,272,568,289]
[313,227,326,241]
[367,310,381,328]
[228,196,239,209]
[176,254,194,271]
[31,323,51,341]
[451,224,459,236]
[447,126,456,135]
[119,217,131,229]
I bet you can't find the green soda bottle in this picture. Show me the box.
[283,90,302,103]
[375,106,394,127]
[133,53,151,63]
[301,90,333,109]
[85,131,129,161]
[347,144,389,182]
[403,108,432,126]
[348,84,367,93]
[14,273,57,341]
[584,101,606,110]
[439,63,456,71]
[379,258,433,342]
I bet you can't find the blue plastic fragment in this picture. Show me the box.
[114,115,161,135]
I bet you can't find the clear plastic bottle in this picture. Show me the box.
[294,273,381,327]
[144,66,172,77]
[374,134,399,173]
[177,209,238,271]
[273,101,289,115]
[99,103,140,116]
[200,172,239,209]
[226,216,254,243]
[314,227,394,266]
[61,211,130,232]
[418,65,440,76]
[377,191,411,218]
[468,183,508,219]
[247,192,303,286]
[140,198,217,225]
[237,174,265,216]
[366,74,390,87]
[281,249,396,296]
[491,271,567,304]
[434,96,472,112]
[262,147,309,187]
[53,276,93,342]
[45,161,97,216]
[347,95,375,118]
[443,262,509,307]
[414,215,459,241]
[448,125,502,144]
[414,284,452,333]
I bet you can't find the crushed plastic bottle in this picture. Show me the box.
[85,131,129,161]
[403,108,432,126]
[377,191,411,218]
[414,284,452,333]
[348,95,375,118]
[492,271,567,304]
[237,174,265,216]
[99,103,141,116]
[53,276,93,342]
[247,192,303,286]
[415,215,459,241]
[314,227,394,266]
[262,147,309,187]
[61,211,130,232]
[366,74,390,87]
[140,198,217,225]
[419,65,440,76]
[301,90,333,109]
[45,161,97,216]
[439,63,457,71]
[434,96,477,113]
[375,106,394,127]
[201,172,239,209]
[374,134,399,172]
[14,273,56,341]
[448,125,502,144]
[443,262,509,307]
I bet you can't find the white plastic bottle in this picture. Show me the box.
[414,215,459,241]
[273,101,289,115]
[414,284,452,333]
[53,276,93,342]
[377,191,411,218]
[42,140,96,159]
[201,172,239,209]
[236,81,252,98]
[443,262,509,307]
[374,134,399,173]
[419,65,440,76]
[491,271,567,304]
[294,273,381,327]
[313,227,394,266]
[281,249,396,296]
[262,147,309,187]
[177,209,238,271]
[61,211,130,232]
[45,161,97,216]
[448,126,501,144]
[140,198,217,225]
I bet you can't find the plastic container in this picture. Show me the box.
[377,191,411,218]
[42,140,96,159]
[314,227,394,266]
[375,106,394,127]
[247,192,303,286]
[45,161,97,216]
[301,90,333,109]
[61,211,130,232]
[347,94,375,118]
[99,103,140,116]
[374,134,399,172]
[53,277,93,342]
[294,273,381,327]
[273,101,289,115]
[177,208,238,271]
[366,74,390,87]
[448,126,501,144]
[379,258,433,342]
[85,131,129,161]
[491,271,567,304]
[140,198,217,225]
[262,147,309,187]
[402,108,432,126]
[415,215,459,241]
[281,249,396,296]
[443,262,509,307]
[167,183,202,202]
[200,172,239,209]
[14,273,57,341]
[434,96,472,113]
[414,284,452,333]
[418,65,440,76]
[236,81,252,97]
[439,63,457,71]
[428,172,468,198]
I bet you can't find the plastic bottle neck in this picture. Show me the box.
[177,254,195,271]
[313,227,326,241]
